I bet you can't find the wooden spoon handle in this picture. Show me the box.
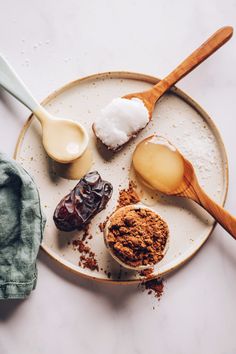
[195,187,236,239]
[151,26,233,100]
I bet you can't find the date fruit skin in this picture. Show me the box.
[53,171,113,231]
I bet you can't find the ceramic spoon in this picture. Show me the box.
[124,26,233,117]
[132,135,236,239]
[0,55,89,163]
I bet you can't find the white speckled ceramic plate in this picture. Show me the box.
[14,72,228,283]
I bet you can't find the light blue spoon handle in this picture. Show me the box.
[0,54,41,114]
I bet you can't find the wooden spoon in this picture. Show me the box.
[124,26,233,117]
[174,157,236,238]
[132,135,236,239]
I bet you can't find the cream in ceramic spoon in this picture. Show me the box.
[132,135,236,239]
[0,55,89,163]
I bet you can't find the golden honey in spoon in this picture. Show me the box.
[132,135,185,194]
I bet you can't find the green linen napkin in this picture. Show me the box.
[0,153,46,299]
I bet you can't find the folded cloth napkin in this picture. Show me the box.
[0,153,46,299]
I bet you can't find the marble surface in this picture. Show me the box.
[0,1,236,353]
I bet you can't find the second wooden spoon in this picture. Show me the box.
[132,135,236,239]
[125,26,233,117]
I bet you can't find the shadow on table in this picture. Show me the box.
[39,250,141,310]
[0,299,24,321]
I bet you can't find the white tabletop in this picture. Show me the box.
[0,1,236,353]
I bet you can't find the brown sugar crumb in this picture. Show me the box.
[99,214,111,233]
[106,206,169,268]
[80,253,99,271]
[82,223,90,241]
[143,278,164,300]
[99,222,105,232]
[117,181,140,208]
[72,240,79,248]
[72,225,99,272]
[139,267,154,279]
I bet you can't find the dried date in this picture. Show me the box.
[53,171,113,231]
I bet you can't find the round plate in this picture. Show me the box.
[14,72,228,283]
